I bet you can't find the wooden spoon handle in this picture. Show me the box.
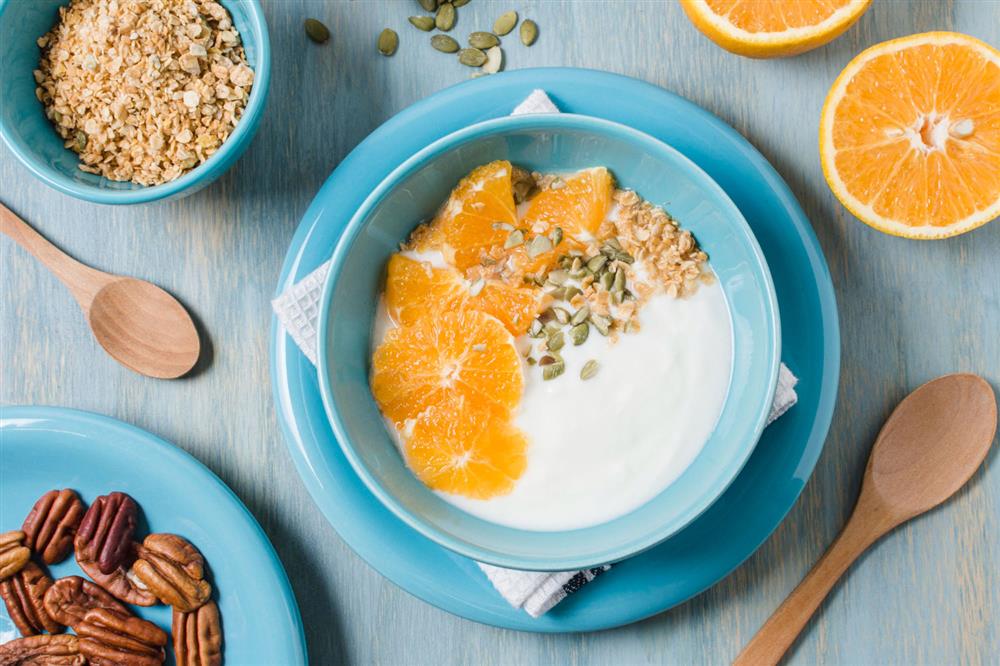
[734,506,888,666]
[0,202,109,306]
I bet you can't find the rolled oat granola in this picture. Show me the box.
[34,0,255,186]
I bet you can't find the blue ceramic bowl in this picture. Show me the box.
[0,0,270,204]
[317,114,780,571]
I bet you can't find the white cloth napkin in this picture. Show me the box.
[273,90,799,617]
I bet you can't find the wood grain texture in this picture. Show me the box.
[2,1,998,664]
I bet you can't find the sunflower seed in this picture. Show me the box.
[435,2,456,30]
[599,271,614,291]
[569,322,589,346]
[458,47,487,67]
[418,0,438,11]
[562,286,582,301]
[543,360,565,381]
[408,16,435,31]
[494,10,517,35]
[546,269,569,285]
[570,306,590,326]
[469,278,485,296]
[580,360,600,380]
[520,19,538,46]
[527,235,553,258]
[587,254,608,272]
[482,46,502,74]
[504,229,524,248]
[528,319,544,338]
[549,226,564,246]
[547,330,565,352]
[569,257,584,276]
[378,29,398,56]
[550,307,570,324]
[591,314,611,336]
[612,269,626,293]
[546,286,567,301]
[469,31,499,49]
[431,34,460,52]
[304,18,330,44]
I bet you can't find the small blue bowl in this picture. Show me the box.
[317,114,780,571]
[0,0,270,204]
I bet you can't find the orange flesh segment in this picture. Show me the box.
[384,254,546,335]
[708,0,848,32]
[404,394,528,499]
[370,309,523,428]
[522,167,614,240]
[828,36,1000,231]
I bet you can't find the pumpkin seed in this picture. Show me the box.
[504,228,524,248]
[469,31,499,49]
[569,256,584,276]
[520,19,538,46]
[528,319,544,338]
[453,0,470,6]
[586,254,608,272]
[563,286,582,301]
[547,269,568,285]
[546,286,567,301]
[612,268,626,293]
[304,18,330,44]
[570,306,590,326]
[544,321,562,336]
[408,16,435,31]
[543,360,565,381]
[599,271,614,291]
[547,330,565,352]
[418,0,438,11]
[550,307,570,325]
[526,356,537,365]
[569,322,589,346]
[469,278,485,297]
[615,250,635,264]
[549,177,566,190]
[591,314,612,336]
[549,226,564,246]
[613,289,626,304]
[377,29,398,56]
[431,34,459,52]
[605,237,623,251]
[538,355,555,366]
[74,130,87,151]
[435,2,456,31]
[494,10,517,35]
[458,47,487,67]
[482,46,503,74]
[527,235,553,258]
[580,359,600,380]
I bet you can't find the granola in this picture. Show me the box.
[34,0,254,186]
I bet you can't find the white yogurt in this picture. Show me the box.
[373,277,733,531]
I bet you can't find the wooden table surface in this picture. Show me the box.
[2,1,998,664]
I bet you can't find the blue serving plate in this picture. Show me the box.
[270,68,840,632]
[316,113,779,571]
[0,406,307,663]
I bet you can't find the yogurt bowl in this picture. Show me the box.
[317,113,779,571]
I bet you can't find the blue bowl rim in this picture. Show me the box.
[316,112,781,571]
[0,0,271,205]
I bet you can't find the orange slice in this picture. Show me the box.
[404,394,527,499]
[820,32,1000,238]
[415,160,519,270]
[679,0,871,58]
[370,309,523,427]
[522,168,614,241]
[384,254,546,335]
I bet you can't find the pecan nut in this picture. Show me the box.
[0,561,63,637]
[0,634,85,665]
[21,489,86,565]
[77,608,167,666]
[0,530,31,580]
[74,491,138,575]
[173,600,223,666]
[43,575,129,628]
[75,541,157,607]
[131,534,212,611]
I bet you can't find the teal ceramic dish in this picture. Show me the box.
[0,0,270,204]
[317,113,780,571]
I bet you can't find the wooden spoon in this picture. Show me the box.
[0,203,200,379]
[735,373,997,666]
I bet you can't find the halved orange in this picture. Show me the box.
[370,309,523,427]
[384,254,546,335]
[679,0,871,58]
[820,32,1000,238]
[522,167,615,241]
[404,394,528,499]
[414,160,519,270]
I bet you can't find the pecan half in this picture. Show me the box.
[77,608,167,666]
[131,534,211,611]
[43,575,129,628]
[75,541,157,607]
[0,562,64,636]
[21,489,86,565]
[74,491,138,575]
[0,530,31,580]
[0,634,85,665]
[173,600,223,666]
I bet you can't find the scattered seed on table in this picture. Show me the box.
[418,0,438,11]
[458,47,487,67]
[482,46,503,74]
[408,16,435,31]
[453,0,470,6]
[520,19,538,46]
[468,31,499,49]
[494,11,517,36]
[304,18,330,44]
[435,2,456,31]
[378,28,399,56]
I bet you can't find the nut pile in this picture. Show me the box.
[0,489,222,666]
[34,0,255,186]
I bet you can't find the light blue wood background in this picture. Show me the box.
[2,1,998,664]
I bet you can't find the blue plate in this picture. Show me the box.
[270,68,840,632]
[0,406,307,663]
